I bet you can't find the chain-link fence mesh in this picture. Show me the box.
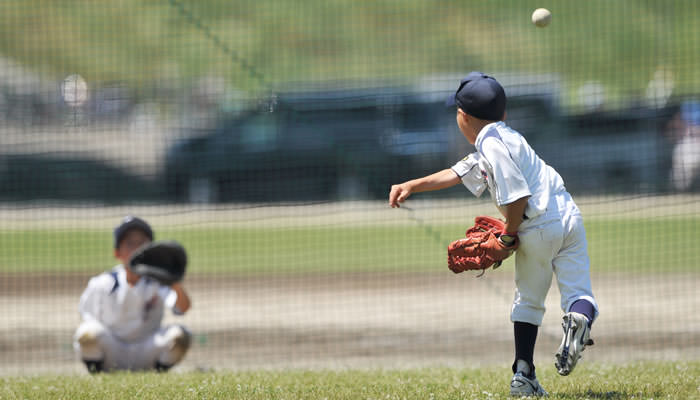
[0,1,698,374]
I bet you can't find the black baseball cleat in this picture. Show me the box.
[154,361,172,372]
[83,359,104,374]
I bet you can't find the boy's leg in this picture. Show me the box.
[553,210,599,376]
[117,325,191,372]
[513,322,538,376]
[509,221,561,396]
[569,299,596,326]
[74,320,125,372]
[74,320,104,360]
[74,321,105,373]
[510,321,548,397]
[511,220,561,326]
[553,215,598,320]
[151,324,192,371]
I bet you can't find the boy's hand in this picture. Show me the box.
[169,281,192,314]
[389,183,412,208]
[481,232,518,261]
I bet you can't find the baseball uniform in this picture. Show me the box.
[74,264,190,371]
[451,121,599,325]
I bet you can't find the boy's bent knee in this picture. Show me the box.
[74,320,108,360]
[171,325,192,355]
[157,325,192,367]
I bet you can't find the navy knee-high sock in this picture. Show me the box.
[569,299,595,327]
[513,321,538,377]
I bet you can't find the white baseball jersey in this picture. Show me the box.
[74,264,189,370]
[78,264,180,342]
[452,121,566,220]
[452,121,598,326]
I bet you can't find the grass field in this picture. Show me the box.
[1,217,698,274]
[2,362,698,399]
[1,203,698,389]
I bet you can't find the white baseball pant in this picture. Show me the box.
[510,192,599,326]
[73,320,191,371]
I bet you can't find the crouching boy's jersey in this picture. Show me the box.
[78,264,179,342]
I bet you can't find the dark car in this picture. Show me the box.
[163,79,675,203]
[528,106,675,194]
[164,87,455,203]
[416,74,674,195]
[0,154,159,203]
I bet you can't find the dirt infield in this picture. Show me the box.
[1,270,698,375]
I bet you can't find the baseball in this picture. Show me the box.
[531,8,551,27]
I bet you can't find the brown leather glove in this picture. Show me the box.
[447,216,517,274]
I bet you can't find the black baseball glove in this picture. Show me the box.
[129,240,187,286]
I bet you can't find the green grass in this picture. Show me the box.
[585,217,700,275]
[1,362,698,399]
[1,217,698,274]
[1,1,699,106]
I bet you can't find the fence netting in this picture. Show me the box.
[0,1,698,373]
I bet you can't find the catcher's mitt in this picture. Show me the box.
[129,240,187,285]
[447,216,517,275]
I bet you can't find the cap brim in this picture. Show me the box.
[445,93,457,108]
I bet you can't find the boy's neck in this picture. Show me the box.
[471,119,498,138]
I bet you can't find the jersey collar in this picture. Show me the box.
[475,121,505,148]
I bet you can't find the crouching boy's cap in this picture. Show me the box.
[113,216,153,248]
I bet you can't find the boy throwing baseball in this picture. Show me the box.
[73,216,192,373]
[389,72,599,396]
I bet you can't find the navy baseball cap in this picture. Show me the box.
[113,216,153,248]
[681,101,700,126]
[446,72,506,121]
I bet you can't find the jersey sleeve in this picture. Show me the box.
[451,153,476,177]
[451,153,487,197]
[479,135,531,205]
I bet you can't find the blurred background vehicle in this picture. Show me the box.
[526,106,675,194]
[0,78,676,205]
[163,86,456,203]
[162,77,677,203]
[0,154,158,203]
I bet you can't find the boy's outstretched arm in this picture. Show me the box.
[389,169,461,208]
